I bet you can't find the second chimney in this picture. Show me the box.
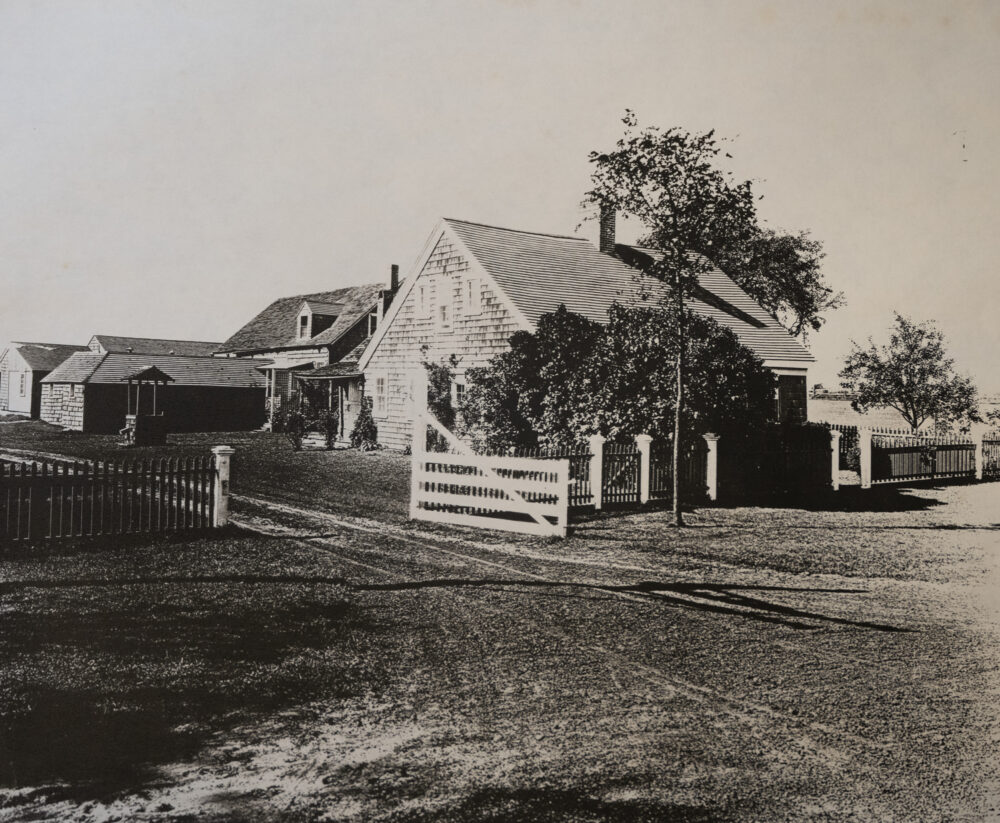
[599,203,616,255]
[390,263,400,292]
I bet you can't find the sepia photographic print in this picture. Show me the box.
[1,1,998,821]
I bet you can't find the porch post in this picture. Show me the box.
[702,433,719,502]
[859,428,872,489]
[588,433,606,510]
[830,429,842,491]
[211,445,236,527]
[635,434,652,504]
[269,369,277,426]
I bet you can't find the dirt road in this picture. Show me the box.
[4,483,999,822]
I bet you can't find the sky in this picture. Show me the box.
[2,0,999,392]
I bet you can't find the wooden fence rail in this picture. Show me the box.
[0,453,227,546]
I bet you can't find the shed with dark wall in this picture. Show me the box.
[41,353,268,433]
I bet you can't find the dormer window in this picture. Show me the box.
[299,314,310,339]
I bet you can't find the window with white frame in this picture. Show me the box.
[19,373,26,396]
[417,284,429,318]
[299,313,310,339]
[373,374,387,417]
[464,277,482,316]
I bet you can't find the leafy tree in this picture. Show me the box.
[591,304,774,440]
[587,113,757,524]
[459,307,604,452]
[461,304,774,450]
[424,355,459,452]
[709,229,843,338]
[839,313,980,432]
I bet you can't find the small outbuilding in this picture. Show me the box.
[40,353,269,433]
[0,342,90,418]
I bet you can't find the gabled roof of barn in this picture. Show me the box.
[9,342,89,371]
[43,353,268,388]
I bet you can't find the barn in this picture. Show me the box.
[40,352,268,433]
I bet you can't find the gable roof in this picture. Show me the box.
[90,336,221,357]
[9,342,89,372]
[362,218,813,369]
[302,300,345,315]
[44,353,267,388]
[217,283,382,354]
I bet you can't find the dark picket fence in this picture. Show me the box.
[509,443,593,508]
[0,456,217,545]
[871,431,976,484]
[984,433,1000,481]
[649,438,709,502]
[602,442,641,505]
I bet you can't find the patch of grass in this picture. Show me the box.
[0,531,382,798]
[0,421,412,523]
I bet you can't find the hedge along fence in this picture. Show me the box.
[498,426,827,511]
[716,424,835,501]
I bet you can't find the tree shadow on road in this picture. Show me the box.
[355,577,905,633]
[386,786,719,822]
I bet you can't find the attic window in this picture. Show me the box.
[299,314,310,339]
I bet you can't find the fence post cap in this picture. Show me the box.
[587,433,606,445]
[212,445,236,456]
[634,434,653,445]
[702,432,720,442]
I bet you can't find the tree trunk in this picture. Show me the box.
[672,281,685,527]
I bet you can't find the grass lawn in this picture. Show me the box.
[0,421,411,523]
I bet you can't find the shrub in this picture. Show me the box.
[323,409,339,450]
[350,398,379,451]
[285,409,306,451]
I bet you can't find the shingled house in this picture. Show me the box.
[40,353,267,433]
[216,270,400,437]
[358,217,815,450]
[0,342,89,417]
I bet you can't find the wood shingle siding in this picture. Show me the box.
[363,233,522,450]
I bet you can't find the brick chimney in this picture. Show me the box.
[378,264,401,324]
[599,203,616,255]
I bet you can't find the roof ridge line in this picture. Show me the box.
[444,217,587,242]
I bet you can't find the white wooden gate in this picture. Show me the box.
[409,374,568,537]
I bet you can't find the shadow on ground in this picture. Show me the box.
[0,567,377,800]
[385,786,719,822]
[350,577,903,633]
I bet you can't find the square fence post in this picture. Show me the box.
[830,429,842,491]
[859,428,872,489]
[702,433,719,502]
[635,434,652,504]
[211,446,235,527]
[975,433,984,481]
[588,433,606,510]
